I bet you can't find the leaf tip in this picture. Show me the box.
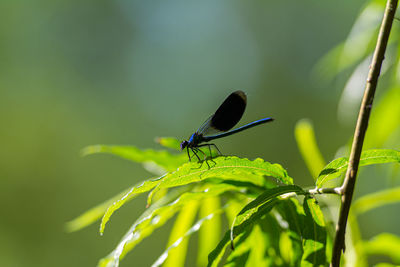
[81,145,102,157]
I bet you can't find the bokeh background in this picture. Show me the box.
[2,0,398,266]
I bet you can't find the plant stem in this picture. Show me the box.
[280,187,341,199]
[330,0,398,266]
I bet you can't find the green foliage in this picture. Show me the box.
[71,2,400,265]
[163,200,199,267]
[313,1,385,82]
[71,133,399,266]
[295,119,326,179]
[153,209,225,267]
[197,197,221,267]
[98,184,239,267]
[362,233,400,264]
[352,187,400,215]
[99,177,164,235]
[365,86,400,149]
[301,197,327,266]
[82,144,187,173]
[66,187,134,233]
[71,139,330,267]
[308,0,400,264]
[316,149,400,187]
[146,156,294,205]
[156,137,182,151]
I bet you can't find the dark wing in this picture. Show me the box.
[196,90,247,136]
[209,90,246,132]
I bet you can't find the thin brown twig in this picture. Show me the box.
[330,0,399,266]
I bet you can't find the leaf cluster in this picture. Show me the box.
[68,134,399,266]
[68,0,400,266]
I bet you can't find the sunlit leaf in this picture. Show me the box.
[148,156,293,205]
[362,233,400,264]
[82,145,186,173]
[225,199,249,224]
[280,231,295,264]
[312,2,384,82]
[316,149,400,187]
[311,42,345,82]
[374,263,398,267]
[337,55,372,124]
[225,222,280,267]
[66,187,133,232]
[197,197,221,267]
[100,156,292,234]
[338,45,397,125]
[152,209,225,267]
[208,201,278,267]
[164,201,199,267]
[100,176,164,234]
[99,184,242,267]
[155,137,182,151]
[233,186,304,228]
[365,87,400,148]
[343,210,369,266]
[352,187,400,215]
[275,199,305,266]
[295,119,326,179]
[301,197,327,266]
[208,185,303,267]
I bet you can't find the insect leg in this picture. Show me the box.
[209,143,222,155]
[186,147,191,161]
[197,143,222,156]
[193,147,210,168]
[191,148,201,161]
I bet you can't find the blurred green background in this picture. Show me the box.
[2,0,392,266]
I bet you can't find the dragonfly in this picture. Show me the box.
[180,90,274,161]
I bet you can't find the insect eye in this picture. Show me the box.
[180,141,188,150]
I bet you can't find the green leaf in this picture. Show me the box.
[66,187,133,232]
[225,200,306,267]
[155,137,182,150]
[208,185,303,267]
[316,157,348,187]
[233,185,304,227]
[208,201,278,267]
[164,201,199,267]
[100,156,291,234]
[225,221,280,267]
[99,176,164,234]
[279,231,296,265]
[365,87,400,148]
[374,263,398,267]
[362,233,400,264]
[98,184,242,267]
[312,2,384,82]
[148,156,293,205]
[197,197,221,267]
[352,187,400,215]
[311,42,345,82]
[316,149,400,187]
[225,199,249,224]
[301,197,327,266]
[295,119,326,179]
[82,145,186,173]
[276,199,306,266]
[152,209,225,267]
[347,213,368,266]
[277,198,305,238]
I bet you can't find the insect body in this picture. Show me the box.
[180,90,274,161]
